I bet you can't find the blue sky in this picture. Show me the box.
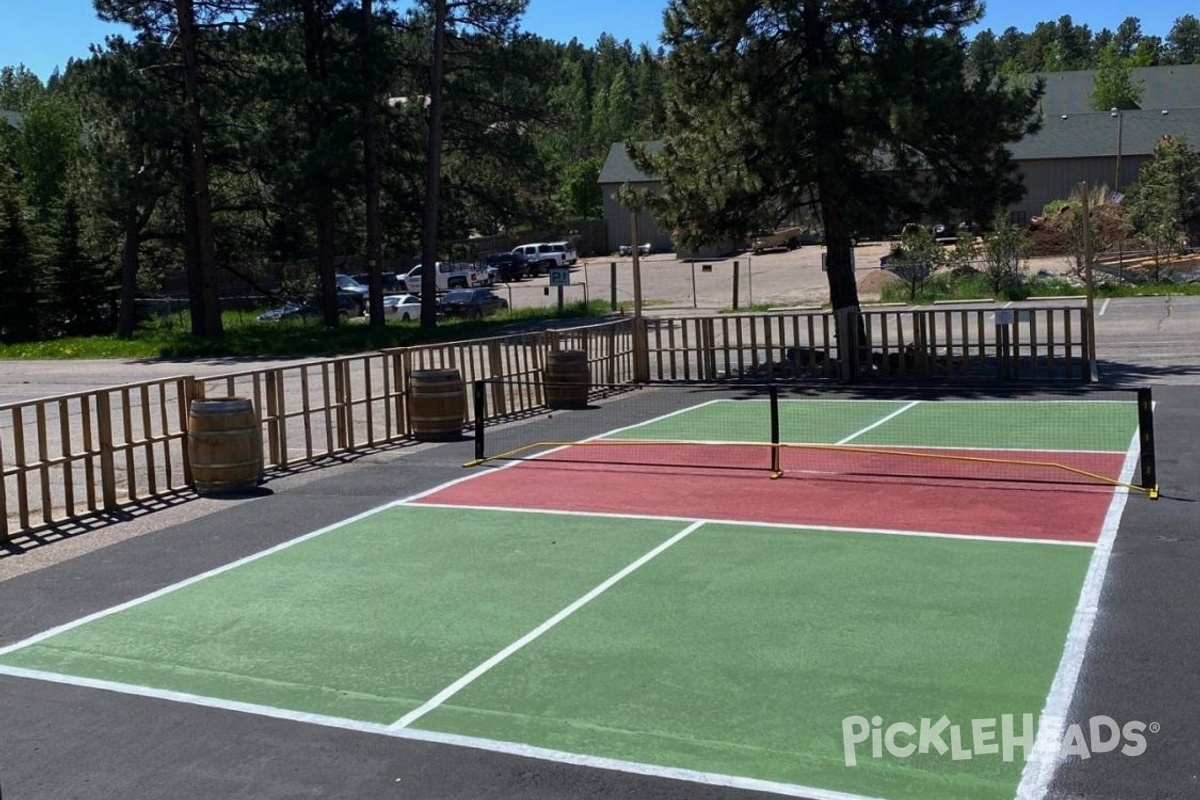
[1,0,1190,84]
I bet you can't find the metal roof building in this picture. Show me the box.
[599,66,1200,249]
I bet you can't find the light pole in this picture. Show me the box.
[1111,107,1125,273]
[1110,108,1124,191]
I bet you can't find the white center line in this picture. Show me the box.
[387,519,707,731]
[836,400,920,445]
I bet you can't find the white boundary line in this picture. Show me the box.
[0,500,410,658]
[1099,297,1112,316]
[0,663,887,800]
[1013,430,1142,800]
[837,401,920,444]
[599,398,726,438]
[765,399,1132,405]
[408,502,1096,548]
[387,520,707,730]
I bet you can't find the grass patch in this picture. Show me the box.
[879,270,1200,304]
[0,301,617,361]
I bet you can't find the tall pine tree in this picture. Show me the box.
[640,0,1040,374]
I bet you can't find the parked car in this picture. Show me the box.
[486,251,531,282]
[618,243,652,257]
[512,242,575,275]
[351,271,402,292]
[379,293,421,320]
[436,288,508,319]
[546,240,578,265]
[257,293,362,321]
[399,261,490,294]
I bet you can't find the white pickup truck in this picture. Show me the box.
[398,261,490,294]
[512,241,577,275]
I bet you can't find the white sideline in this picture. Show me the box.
[1014,430,1143,800]
[387,520,706,731]
[0,663,888,800]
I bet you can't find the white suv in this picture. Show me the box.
[512,241,577,275]
[399,261,489,294]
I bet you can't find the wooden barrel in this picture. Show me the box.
[544,349,590,409]
[188,397,263,496]
[409,369,466,441]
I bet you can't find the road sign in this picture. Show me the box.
[549,268,570,287]
[994,309,1015,325]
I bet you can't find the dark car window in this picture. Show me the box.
[442,290,474,302]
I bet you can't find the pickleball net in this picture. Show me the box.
[465,381,1158,497]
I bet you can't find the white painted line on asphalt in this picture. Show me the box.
[387,520,706,731]
[0,501,408,658]
[0,664,890,800]
[836,401,920,444]
[409,502,1097,547]
[1015,431,1141,799]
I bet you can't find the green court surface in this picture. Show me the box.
[608,398,1139,452]
[0,504,1096,800]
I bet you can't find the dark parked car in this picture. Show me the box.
[486,252,530,282]
[257,293,363,321]
[436,288,508,319]
[351,271,402,292]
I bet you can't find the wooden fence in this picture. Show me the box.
[1,306,1088,541]
[646,306,1092,382]
[2,320,634,541]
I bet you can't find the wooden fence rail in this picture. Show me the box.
[647,306,1092,382]
[2,320,634,540]
[1,308,1086,541]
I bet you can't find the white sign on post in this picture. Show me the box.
[820,251,854,272]
[548,268,571,287]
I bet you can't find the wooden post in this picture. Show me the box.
[610,261,618,311]
[633,316,650,383]
[732,260,740,310]
[96,391,118,510]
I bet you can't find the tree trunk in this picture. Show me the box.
[316,185,338,327]
[176,0,222,338]
[820,182,864,379]
[419,0,447,328]
[300,0,340,328]
[116,206,149,339]
[362,0,385,329]
[181,161,204,337]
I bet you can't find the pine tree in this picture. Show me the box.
[639,0,1040,370]
[1090,42,1143,111]
[0,184,43,341]
[48,199,116,336]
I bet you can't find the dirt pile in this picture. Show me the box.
[1028,204,1128,257]
[856,268,903,297]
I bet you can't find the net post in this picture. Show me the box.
[769,384,781,477]
[473,380,487,463]
[1137,387,1158,498]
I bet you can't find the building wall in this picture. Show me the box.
[1013,156,1148,223]
[601,182,673,254]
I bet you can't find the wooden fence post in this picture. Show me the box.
[96,391,118,510]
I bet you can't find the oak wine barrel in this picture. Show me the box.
[188,397,263,496]
[544,350,590,410]
[409,369,467,441]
